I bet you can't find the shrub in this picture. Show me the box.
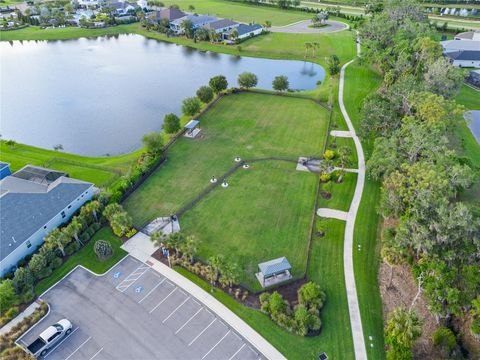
[13,267,34,293]
[320,173,331,182]
[20,289,35,304]
[196,86,214,103]
[181,97,202,116]
[80,232,90,244]
[432,327,457,355]
[5,306,19,319]
[49,256,63,270]
[94,240,113,261]
[0,280,19,314]
[163,113,181,134]
[471,318,480,336]
[28,253,48,280]
[125,228,137,238]
[209,75,228,93]
[323,149,335,160]
[66,241,80,256]
[298,282,326,311]
[327,54,340,75]
[142,131,164,155]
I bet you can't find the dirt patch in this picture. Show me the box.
[379,262,442,359]
[453,316,480,359]
[320,191,331,199]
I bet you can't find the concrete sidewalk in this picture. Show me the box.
[330,130,353,137]
[317,208,348,220]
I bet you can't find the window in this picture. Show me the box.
[81,194,84,198]
[47,332,60,343]
[26,240,31,248]
[43,225,47,229]
[68,205,72,209]
[61,211,66,218]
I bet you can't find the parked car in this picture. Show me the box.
[26,319,72,357]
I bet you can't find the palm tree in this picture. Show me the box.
[337,146,352,170]
[223,262,240,288]
[85,200,101,222]
[66,217,84,246]
[150,231,165,247]
[263,20,271,31]
[164,232,186,256]
[208,255,225,283]
[181,236,199,263]
[312,42,319,58]
[386,307,422,349]
[103,203,122,221]
[229,29,239,43]
[304,42,312,59]
[44,228,68,257]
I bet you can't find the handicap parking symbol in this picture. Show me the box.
[135,286,144,293]
[114,271,122,279]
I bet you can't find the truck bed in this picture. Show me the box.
[27,338,46,355]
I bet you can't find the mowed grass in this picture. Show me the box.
[343,61,385,359]
[35,227,128,295]
[0,141,140,187]
[162,0,311,26]
[317,171,357,212]
[124,92,329,225]
[174,218,355,359]
[181,160,318,289]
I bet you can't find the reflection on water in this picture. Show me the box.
[0,34,325,156]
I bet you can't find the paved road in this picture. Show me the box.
[338,34,368,360]
[271,20,348,33]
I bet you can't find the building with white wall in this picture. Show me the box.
[0,166,94,276]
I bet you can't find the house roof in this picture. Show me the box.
[445,50,480,61]
[440,39,480,52]
[0,162,10,170]
[171,14,217,26]
[455,31,480,41]
[258,257,291,277]
[184,120,199,129]
[0,170,93,263]
[236,23,262,36]
[154,7,185,21]
[203,18,237,30]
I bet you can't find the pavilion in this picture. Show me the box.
[184,119,201,138]
[256,257,292,288]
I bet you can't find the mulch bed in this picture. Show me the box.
[320,191,331,199]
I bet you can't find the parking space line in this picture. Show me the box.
[43,327,79,359]
[89,347,104,360]
[149,287,178,314]
[138,278,166,303]
[228,344,246,360]
[162,296,190,323]
[192,299,201,306]
[175,308,203,334]
[188,318,216,347]
[201,330,231,360]
[232,332,242,341]
[64,336,92,360]
[248,345,259,356]
[116,265,150,292]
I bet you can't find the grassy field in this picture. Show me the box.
[181,160,317,289]
[342,61,386,360]
[317,171,357,212]
[35,227,128,295]
[0,141,140,187]
[175,215,356,360]
[124,92,329,222]
[162,0,311,26]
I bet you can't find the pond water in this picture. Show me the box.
[467,110,480,144]
[0,34,325,156]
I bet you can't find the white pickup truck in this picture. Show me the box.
[26,319,72,357]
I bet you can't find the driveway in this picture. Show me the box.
[271,20,348,33]
[17,256,265,360]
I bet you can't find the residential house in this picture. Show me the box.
[110,1,137,16]
[440,37,480,68]
[0,162,11,180]
[170,14,217,34]
[0,166,95,276]
[202,18,238,35]
[454,31,480,41]
[445,50,480,68]
[150,7,185,23]
[233,23,263,41]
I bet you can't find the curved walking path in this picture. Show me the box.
[271,20,348,33]
[339,36,368,359]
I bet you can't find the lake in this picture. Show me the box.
[0,34,325,156]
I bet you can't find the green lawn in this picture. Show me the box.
[0,141,140,187]
[162,0,311,26]
[35,227,128,295]
[124,92,329,224]
[181,160,317,289]
[456,84,480,111]
[317,171,357,212]
[175,215,355,360]
[343,61,386,360]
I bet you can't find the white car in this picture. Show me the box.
[26,319,73,357]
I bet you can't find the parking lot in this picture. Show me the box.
[18,256,265,360]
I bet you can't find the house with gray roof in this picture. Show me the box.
[151,7,185,23]
[445,50,480,68]
[170,14,217,34]
[256,257,292,288]
[0,166,94,276]
[227,23,263,42]
[202,18,238,34]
